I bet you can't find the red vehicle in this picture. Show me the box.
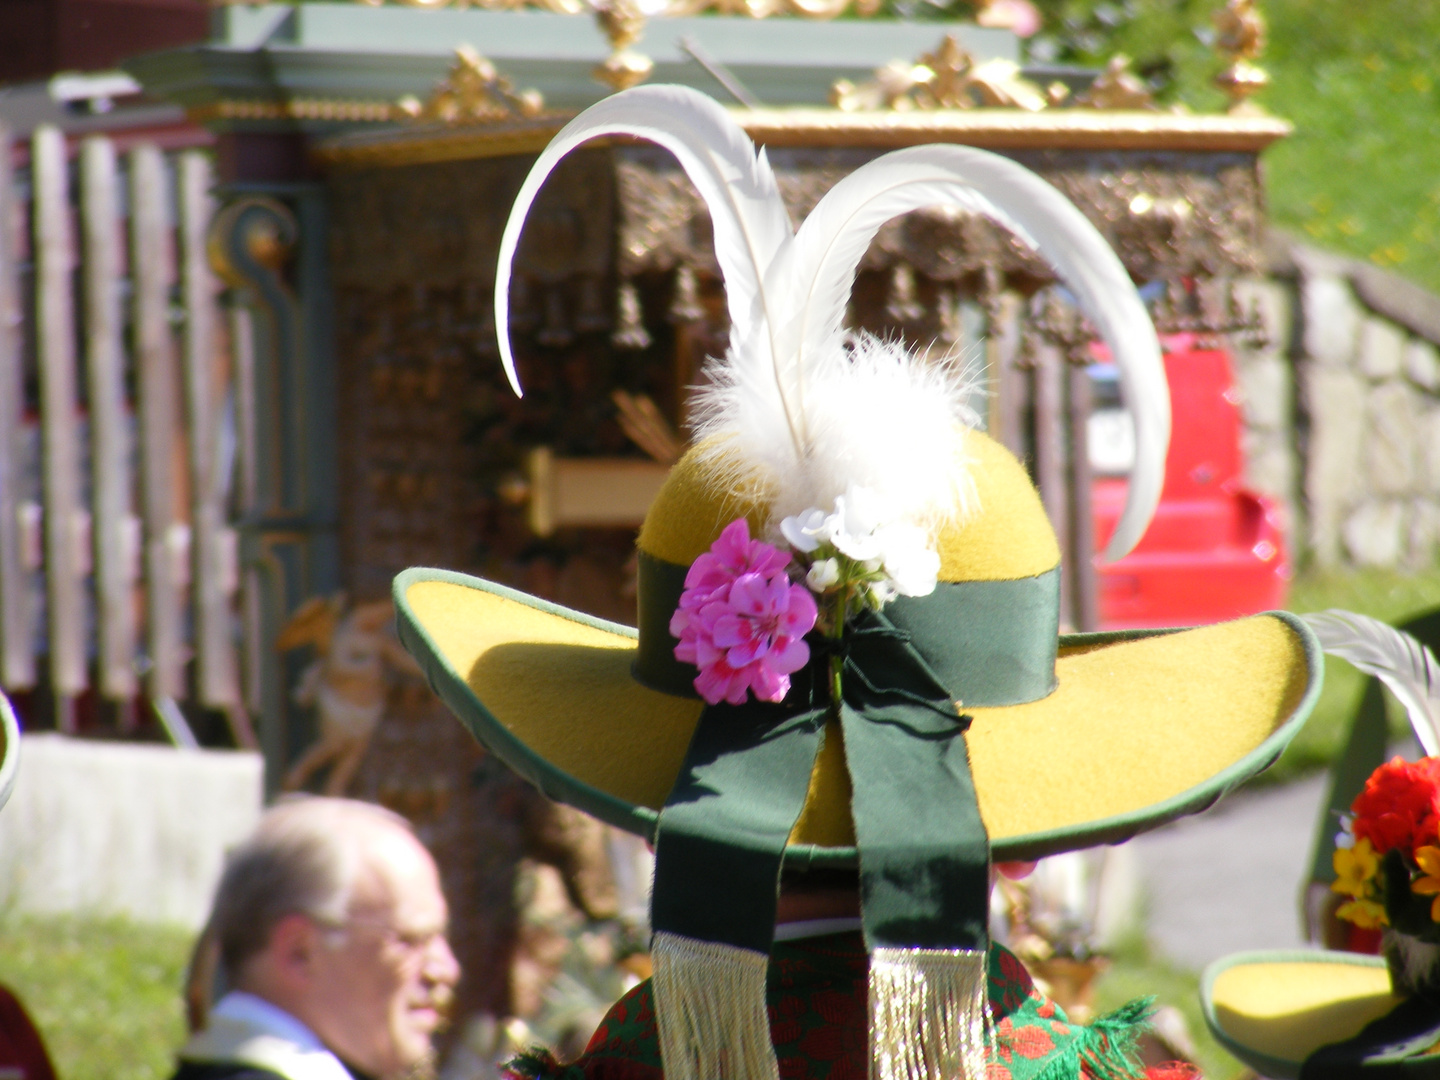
[1090,334,1288,630]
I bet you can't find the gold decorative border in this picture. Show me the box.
[190,98,406,123]
[315,106,1292,170]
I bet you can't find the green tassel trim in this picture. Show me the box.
[503,1048,589,1080]
[1029,997,1156,1080]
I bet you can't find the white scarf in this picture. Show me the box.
[179,992,357,1080]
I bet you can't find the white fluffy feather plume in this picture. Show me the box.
[689,332,981,530]
[496,85,1170,554]
[1302,609,1440,756]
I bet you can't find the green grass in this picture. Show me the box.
[0,912,192,1080]
[1257,0,1440,293]
[1263,563,1440,784]
[1021,0,1440,294]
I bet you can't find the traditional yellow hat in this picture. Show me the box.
[1201,950,1424,1078]
[1202,612,1440,1079]
[397,85,1321,1080]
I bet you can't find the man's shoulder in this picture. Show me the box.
[170,1062,289,1080]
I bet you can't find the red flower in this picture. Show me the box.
[1351,756,1440,856]
[986,1065,1012,1080]
[1144,1066,1202,1080]
[811,989,860,1027]
[769,1018,803,1047]
[997,949,1035,992]
[994,1017,1055,1062]
[1009,1024,1055,1059]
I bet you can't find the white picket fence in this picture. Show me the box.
[0,124,252,745]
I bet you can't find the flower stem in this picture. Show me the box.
[828,591,845,720]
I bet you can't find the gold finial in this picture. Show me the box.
[966,0,1041,37]
[593,0,654,91]
[831,34,1046,112]
[1073,55,1156,110]
[1212,0,1269,113]
[396,45,545,122]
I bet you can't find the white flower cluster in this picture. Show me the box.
[779,484,941,610]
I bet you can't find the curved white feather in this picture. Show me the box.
[495,86,793,399]
[1302,609,1440,757]
[777,146,1170,561]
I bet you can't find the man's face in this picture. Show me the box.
[308,829,461,1079]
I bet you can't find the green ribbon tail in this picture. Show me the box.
[651,695,829,949]
[839,613,991,952]
[839,611,993,1080]
[649,690,829,1080]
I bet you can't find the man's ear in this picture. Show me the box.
[267,913,324,990]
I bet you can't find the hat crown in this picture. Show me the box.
[637,428,1060,582]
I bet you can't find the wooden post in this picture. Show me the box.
[33,125,87,727]
[80,135,139,703]
[0,124,34,692]
[130,145,186,702]
[178,151,244,731]
[1067,361,1100,632]
[228,305,263,719]
[989,293,1028,458]
[1031,334,1072,630]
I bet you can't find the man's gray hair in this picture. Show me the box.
[210,795,415,976]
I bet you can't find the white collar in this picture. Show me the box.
[181,992,356,1080]
[772,917,864,941]
[211,993,329,1052]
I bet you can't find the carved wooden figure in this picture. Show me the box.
[276,595,422,795]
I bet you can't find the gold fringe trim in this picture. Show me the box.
[869,947,990,1080]
[651,931,781,1080]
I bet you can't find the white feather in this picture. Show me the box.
[770,147,1168,561]
[1302,609,1440,757]
[690,332,982,530]
[494,86,794,407]
[498,87,1169,555]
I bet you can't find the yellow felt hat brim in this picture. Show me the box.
[0,691,17,813]
[396,569,1320,862]
[1201,951,1402,1079]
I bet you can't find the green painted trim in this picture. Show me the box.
[0,691,18,812]
[1200,949,1390,1080]
[395,564,1324,862]
[127,3,1014,132]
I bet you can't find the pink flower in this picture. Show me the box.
[670,519,818,705]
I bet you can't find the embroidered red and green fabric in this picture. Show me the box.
[506,934,1154,1080]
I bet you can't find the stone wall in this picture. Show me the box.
[1231,232,1440,569]
[0,735,263,926]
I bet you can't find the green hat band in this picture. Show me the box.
[634,550,1062,708]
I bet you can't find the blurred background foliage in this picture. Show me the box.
[1051,0,1440,293]
[901,0,1440,294]
[0,912,189,1080]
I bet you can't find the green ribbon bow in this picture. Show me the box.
[644,554,1061,963]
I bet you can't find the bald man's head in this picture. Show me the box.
[210,796,417,979]
[205,796,460,1079]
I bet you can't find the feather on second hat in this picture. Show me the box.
[0,691,16,813]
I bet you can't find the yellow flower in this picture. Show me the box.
[1411,845,1440,922]
[1333,838,1380,899]
[1336,898,1388,930]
